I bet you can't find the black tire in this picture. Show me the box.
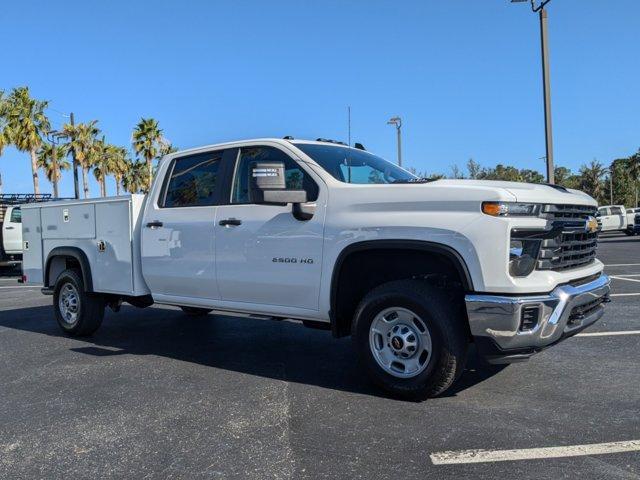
[352,280,468,400]
[180,306,213,316]
[53,269,104,336]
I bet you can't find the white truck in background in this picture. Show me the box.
[597,205,640,235]
[1,194,57,268]
[21,138,611,399]
[1,206,22,267]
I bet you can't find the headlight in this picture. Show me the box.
[482,202,541,217]
[509,239,541,277]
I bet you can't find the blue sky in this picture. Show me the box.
[1,0,639,197]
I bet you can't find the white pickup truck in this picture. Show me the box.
[1,206,23,268]
[21,138,611,398]
[597,205,640,235]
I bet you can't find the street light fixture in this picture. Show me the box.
[511,0,555,184]
[387,116,402,167]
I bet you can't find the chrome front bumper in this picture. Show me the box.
[465,274,611,364]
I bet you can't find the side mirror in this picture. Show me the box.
[250,161,308,205]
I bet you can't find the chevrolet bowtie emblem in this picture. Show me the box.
[585,216,599,234]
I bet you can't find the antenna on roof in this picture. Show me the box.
[347,106,351,147]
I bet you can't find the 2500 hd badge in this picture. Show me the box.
[272,257,314,264]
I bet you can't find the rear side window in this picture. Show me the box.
[162,151,223,207]
[610,206,622,215]
[9,208,21,223]
[231,146,319,204]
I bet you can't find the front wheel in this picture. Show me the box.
[53,269,105,336]
[352,280,468,400]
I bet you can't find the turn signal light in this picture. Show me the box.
[482,202,503,216]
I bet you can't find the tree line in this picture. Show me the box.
[408,154,640,207]
[0,86,174,198]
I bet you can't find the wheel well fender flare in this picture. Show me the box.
[45,247,94,292]
[329,239,474,321]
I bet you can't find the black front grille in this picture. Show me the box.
[540,203,597,221]
[536,204,599,272]
[520,306,540,331]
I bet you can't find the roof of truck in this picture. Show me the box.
[168,137,358,157]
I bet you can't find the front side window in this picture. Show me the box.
[231,146,319,204]
[9,208,21,223]
[294,143,416,184]
[611,206,622,215]
[162,151,223,207]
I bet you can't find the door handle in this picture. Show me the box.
[219,218,242,227]
[146,221,163,228]
[5,226,14,230]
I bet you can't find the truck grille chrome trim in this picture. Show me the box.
[537,204,599,272]
[465,273,611,358]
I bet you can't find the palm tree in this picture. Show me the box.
[122,159,148,194]
[0,90,7,194]
[37,143,70,198]
[62,120,100,198]
[110,147,130,195]
[132,118,167,191]
[91,138,112,197]
[578,160,606,203]
[3,87,50,194]
[626,150,640,208]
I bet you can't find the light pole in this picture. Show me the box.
[603,168,614,205]
[387,116,402,167]
[512,0,555,184]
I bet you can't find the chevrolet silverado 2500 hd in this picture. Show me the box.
[21,138,611,398]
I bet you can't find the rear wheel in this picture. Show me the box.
[53,269,104,336]
[352,280,468,400]
[180,306,213,316]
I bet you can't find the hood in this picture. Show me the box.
[432,179,596,206]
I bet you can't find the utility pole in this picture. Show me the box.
[387,116,402,167]
[69,112,80,199]
[512,0,554,184]
[540,6,554,184]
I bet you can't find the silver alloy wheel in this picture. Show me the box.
[58,283,80,325]
[369,307,433,378]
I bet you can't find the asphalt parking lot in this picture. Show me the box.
[1,234,639,479]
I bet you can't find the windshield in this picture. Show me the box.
[294,143,417,184]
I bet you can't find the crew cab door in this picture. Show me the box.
[598,207,614,231]
[141,149,231,301]
[609,206,625,230]
[2,207,23,253]
[215,145,325,310]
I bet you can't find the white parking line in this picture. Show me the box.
[605,263,640,267]
[610,293,640,297]
[610,276,640,283]
[430,439,640,465]
[577,330,640,337]
[0,286,39,290]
